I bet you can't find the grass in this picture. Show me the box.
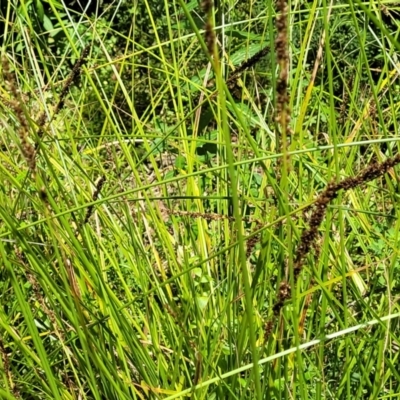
[1,0,400,398]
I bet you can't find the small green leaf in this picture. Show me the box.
[192,268,202,277]
[150,137,165,154]
[254,173,262,185]
[230,43,269,66]
[196,296,208,311]
[175,155,186,169]
[35,0,44,22]
[164,170,175,180]
[43,15,54,32]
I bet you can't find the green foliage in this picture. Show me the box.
[1,0,400,399]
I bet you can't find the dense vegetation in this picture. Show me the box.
[1,0,400,398]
